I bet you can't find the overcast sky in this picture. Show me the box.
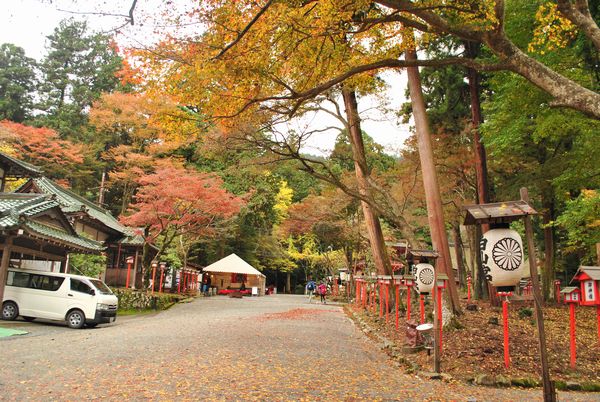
[0,0,412,156]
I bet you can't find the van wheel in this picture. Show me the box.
[66,309,85,329]
[2,301,18,320]
[22,316,35,322]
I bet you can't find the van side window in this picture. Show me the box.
[34,275,64,291]
[6,271,30,287]
[71,279,93,294]
[6,271,65,291]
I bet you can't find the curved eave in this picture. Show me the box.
[22,222,105,254]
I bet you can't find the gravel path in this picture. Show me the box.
[1,294,598,401]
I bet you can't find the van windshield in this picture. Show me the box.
[89,279,113,295]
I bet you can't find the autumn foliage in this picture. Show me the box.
[0,120,84,177]
[121,166,245,245]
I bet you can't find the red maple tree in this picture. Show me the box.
[0,120,85,179]
[120,166,244,254]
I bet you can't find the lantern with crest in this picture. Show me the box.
[408,249,438,295]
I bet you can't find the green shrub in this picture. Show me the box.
[113,288,185,311]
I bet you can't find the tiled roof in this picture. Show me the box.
[118,227,145,246]
[24,220,104,252]
[0,152,43,177]
[23,177,126,235]
[0,193,104,252]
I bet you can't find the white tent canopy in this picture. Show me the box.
[203,253,265,277]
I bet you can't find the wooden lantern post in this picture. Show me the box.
[419,294,426,325]
[408,248,440,372]
[561,287,581,368]
[463,188,555,401]
[125,256,134,289]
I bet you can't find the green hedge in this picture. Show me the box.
[112,288,187,311]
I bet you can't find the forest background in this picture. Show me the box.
[0,0,598,298]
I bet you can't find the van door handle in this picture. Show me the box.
[68,293,73,297]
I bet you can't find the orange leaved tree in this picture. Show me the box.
[120,166,245,286]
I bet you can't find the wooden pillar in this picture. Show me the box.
[521,187,555,402]
[0,237,13,306]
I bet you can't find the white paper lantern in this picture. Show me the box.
[415,263,435,294]
[480,228,524,290]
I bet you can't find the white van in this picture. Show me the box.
[2,269,118,329]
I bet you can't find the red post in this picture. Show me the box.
[159,266,164,293]
[385,282,389,323]
[371,285,376,313]
[501,293,510,368]
[395,284,400,330]
[420,294,425,324]
[151,262,157,294]
[569,302,576,369]
[355,281,360,306]
[379,282,383,318]
[362,283,367,308]
[438,288,443,353]
[467,276,472,303]
[503,298,509,368]
[125,257,133,289]
[554,280,561,303]
[406,286,411,321]
[597,305,600,345]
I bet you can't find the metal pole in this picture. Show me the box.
[521,187,556,402]
[420,294,425,324]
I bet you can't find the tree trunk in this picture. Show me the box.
[474,224,489,300]
[341,87,391,276]
[286,271,291,294]
[452,223,466,288]
[405,48,461,314]
[541,188,555,302]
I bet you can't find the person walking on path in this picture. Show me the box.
[318,282,327,304]
[306,278,316,303]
